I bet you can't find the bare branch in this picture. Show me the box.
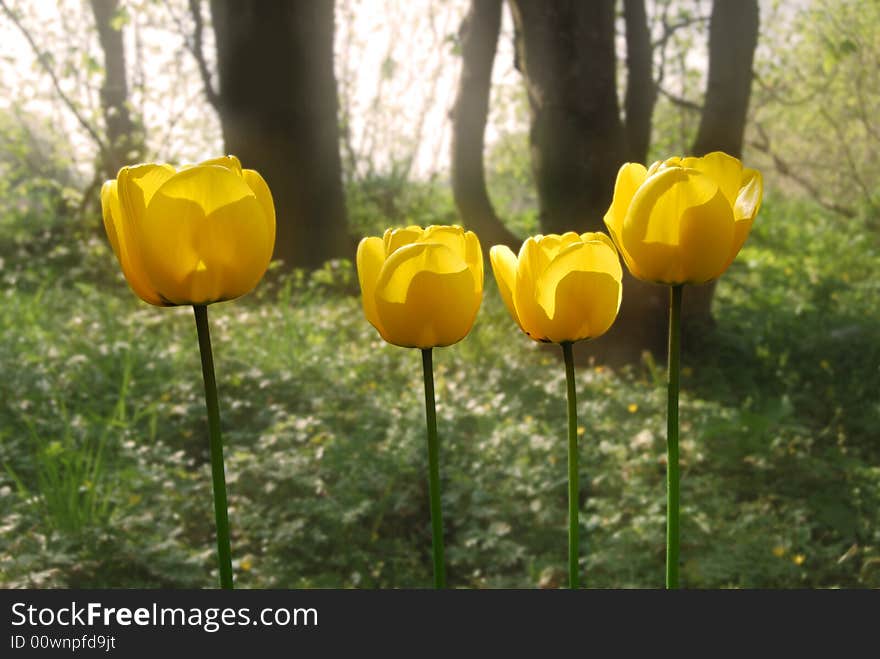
[186,0,219,109]
[651,14,709,50]
[749,123,855,218]
[657,86,702,112]
[0,0,108,154]
[818,105,873,203]
[653,3,708,89]
[752,69,833,108]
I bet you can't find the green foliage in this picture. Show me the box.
[752,0,880,222]
[484,82,538,238]
[345,172,459,237]
[0,110,83,244]
[484,129,539,239]
[0,193,878,588]
[5,393,120,536]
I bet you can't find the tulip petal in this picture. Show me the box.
[677,187,737,282]
[100,181,122,260]
[421,225,465,253]
[100,180,164,306]
[535,243,622,343]
[717,167,764,272]
[489,245,523,332]
[464,230,484,292]
[117,163,176,227]
[646,159,665,177]
[374,243,479,348]
[514,237,552,340]
[735,168,763,222]
[624,167,733,283]
[242,168,277,263]
[195,155,243,176]
[356,236,387,337]
[421,225,485,292]
[682,151,743,206]
[518,235,549,275]
[526,232,578,266]
[376,242,468,303]
[384,225,424,255]
[580,231,619,255]
[603,163,648,276]
[140,165,271,305]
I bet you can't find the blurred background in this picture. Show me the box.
[0,0,877,588]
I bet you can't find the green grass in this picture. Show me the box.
[0,194,878,588]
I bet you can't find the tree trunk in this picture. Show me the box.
[508,0,663,364]
[90,0,144,178]
[508,0,624,235]
[210,0,349,269]
[450,0,520,252]
[685,0,760,331]
[623,0,655,165]
[691,0,759,159]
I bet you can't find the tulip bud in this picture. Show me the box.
[490,232,622,344]
[356,225,484,349]
[603,151,763,285]
[101,155,276,306]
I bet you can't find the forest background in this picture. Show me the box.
[0,0,877,588]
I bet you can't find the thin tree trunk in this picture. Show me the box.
[90,0,144,178]
[211,0,349,269]
[451,0,520,252]
[691,0,759,158]
[685,0,760,330]
[508,0,624,235]
[623,0,655,164]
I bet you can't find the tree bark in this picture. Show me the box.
[90,0,144,178]
[508,0,625,235]
[450,0,520,252]
[623,0,655,165]
[508,0,664,364]
[685,0,760,331]
[210,0,349,269]
[691,0,759,159]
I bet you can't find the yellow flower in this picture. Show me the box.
[793,554,806,566]
[604,151,763,285]
[356,225,483,349]
[490,232,622,344]
[101,155,275,306]
[627,403,638,413]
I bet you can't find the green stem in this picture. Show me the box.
[193,304,233,589]
[666,285,682,589]
[562,342,579,589]
[421,348,446,589]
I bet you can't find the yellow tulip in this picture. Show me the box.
[604,151,763,285]
[357,225,483,349]
[101,155,276,306]
[490,232,622,344]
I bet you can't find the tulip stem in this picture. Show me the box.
[421,348,446,589]
[666,285,682,589]
[193,304,233,590]
[561,341,580,589]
